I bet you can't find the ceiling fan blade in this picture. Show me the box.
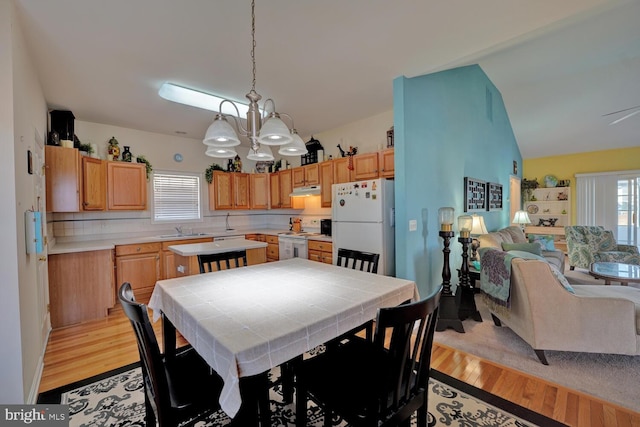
[602,104,640,117]
[608,109,640,125]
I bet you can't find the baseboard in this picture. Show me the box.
[28,320,52,404]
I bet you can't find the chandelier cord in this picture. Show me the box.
[250,0,256,93]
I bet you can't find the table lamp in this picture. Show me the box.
[512,210,532,231]
[469,214,488,263]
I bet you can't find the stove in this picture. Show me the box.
[277,231,323,259]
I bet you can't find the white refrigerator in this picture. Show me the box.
[332,178,395,276]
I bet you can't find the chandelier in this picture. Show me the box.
[201,0,307,161]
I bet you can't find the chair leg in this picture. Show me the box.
[534,349,549,365]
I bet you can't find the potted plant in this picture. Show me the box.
[78,142,94,156]
[136,155,153,179]
[205,163,225,184]
[521,178,539,202]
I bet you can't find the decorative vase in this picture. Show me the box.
[122,146,132,162]
[108,137,120,161]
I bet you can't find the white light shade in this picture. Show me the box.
[205,146,237,158]
[246,144,274,161]
[512,210,532,224]
[438,207,455,231]
[278,132,308,156]
[257,115,293,145]
[203,116,241,147]
[159,83,250,118]
[470,215,488,236]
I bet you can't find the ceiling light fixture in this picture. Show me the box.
[201,0,304,161]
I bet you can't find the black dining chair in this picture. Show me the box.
[198,250,247,273]
[337,248,380,273]
[295,288,441,427]
[118,282,224,427]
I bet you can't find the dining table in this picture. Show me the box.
[148,257,419,424]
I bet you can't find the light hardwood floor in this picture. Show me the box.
[39,308,640,427]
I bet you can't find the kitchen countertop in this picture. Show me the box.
[168,239,268,256]
[48,229,332,254]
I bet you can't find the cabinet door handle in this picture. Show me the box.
[136,247,141,252]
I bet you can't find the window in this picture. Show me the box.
[152,172,202,222]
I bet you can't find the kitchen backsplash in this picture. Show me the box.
[49,210,331,242]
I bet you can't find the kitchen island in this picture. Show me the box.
[169,238,268,276]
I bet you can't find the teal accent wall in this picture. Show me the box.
[394,65,522,298]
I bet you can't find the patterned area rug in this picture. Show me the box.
[38,363,564,426]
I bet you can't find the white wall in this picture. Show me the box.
[1,0,49,403]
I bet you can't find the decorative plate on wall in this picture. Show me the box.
[527,204,539,214]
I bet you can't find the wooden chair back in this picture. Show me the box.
[198,250,247,273]
[336,248,380,273]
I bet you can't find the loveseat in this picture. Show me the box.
[564,225,640,270]
[484,254,640,364]
[477,226,565,271]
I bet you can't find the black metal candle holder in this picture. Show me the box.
[436,230,464,333]
[457,236,482,322]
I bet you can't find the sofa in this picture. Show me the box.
[564,225,640,270]
[484,255,640,364]
[477,226,565,271]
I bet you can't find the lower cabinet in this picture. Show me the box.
[265,235,280,261]
[162,238,212,279]
[48,250,115,328]
[115,242,162,303]
[308,240,333,264]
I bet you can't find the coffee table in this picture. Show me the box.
[589,262,640,286]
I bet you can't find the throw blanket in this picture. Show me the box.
[480,248,517,308]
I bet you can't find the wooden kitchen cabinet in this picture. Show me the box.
[161,238,212,280]
[48,250,115,328]
[45,145,81,212]
[333,157,353,184]
[265,234,280,262]
[379,148,395,178]
[292,164,320,188]
[81,157,106,210]
[269,173,281,208]
[308,239,333,264]
[353,152,379,180]
[279,169,294,208]
[250,173,269,209]
[209,171,250,210]
[107,161,147,210]
[319,161,334,207]
[115,242,161,303]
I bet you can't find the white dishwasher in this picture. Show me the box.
[278,233,308,260]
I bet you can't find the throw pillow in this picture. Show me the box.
[549,264,575,294]
[506,250,547,262]
[529,234,555,251]
[501,242,542,256]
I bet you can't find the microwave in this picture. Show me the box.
[320,219,332,236]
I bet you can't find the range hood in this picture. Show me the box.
[290,185,321,197]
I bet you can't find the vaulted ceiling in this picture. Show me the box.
[14,0,640,159]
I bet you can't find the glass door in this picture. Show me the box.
[617,177,639,247]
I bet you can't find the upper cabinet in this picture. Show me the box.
[353,152,379,180]
[209,171,250,210]
[333,157,353,184]
[250,173,269,209]
[319,161,333,208]
[45,145,81,212]
[107,162,147,210]
[332,148,394,184]
[46,145,147,212]
[378,148,395,178]
[82,157,106,211]
[293,164,320,188]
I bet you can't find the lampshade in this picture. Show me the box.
[246,144,274,161]
[458,215,473,237]
[470,215,488,236]
[512,210,532,225]
[278,130,308,156]
[203,115,241,147]
[438,207,455,231]
[205,146,237,158]
[257,114,293,145]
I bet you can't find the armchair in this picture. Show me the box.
[564,225,640,270]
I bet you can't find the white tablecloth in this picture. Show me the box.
[148,258,419,418]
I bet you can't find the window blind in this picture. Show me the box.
[152,173,201,222]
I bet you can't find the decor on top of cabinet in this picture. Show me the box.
[301,136,324,165]
[521,178,539,202]
[107,137,120,161]
[78,142,94,156]
[205,163,225,184]
[387,126,394,148]
[122,146,132,162]
[336,144,358,170]
[255,160,273,173]
[136,155,153,179]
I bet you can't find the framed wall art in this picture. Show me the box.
[487,182,503,211]
[464,177,487,212]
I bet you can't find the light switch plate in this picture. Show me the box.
[409,219,418,231]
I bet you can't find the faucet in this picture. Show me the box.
[225,213,233,231]
[175,225,183,235]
